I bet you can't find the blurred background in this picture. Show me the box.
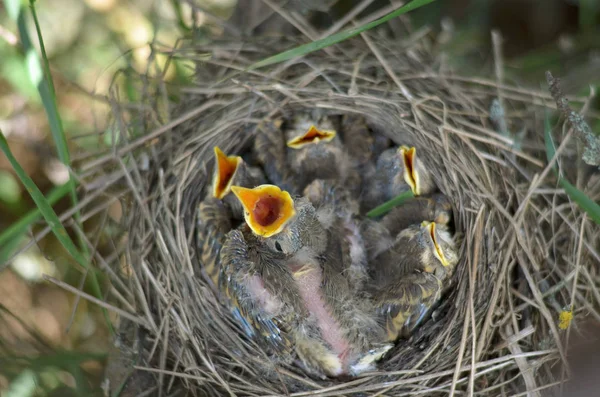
[0,0,598,394]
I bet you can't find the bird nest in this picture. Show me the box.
[93,30,600,397]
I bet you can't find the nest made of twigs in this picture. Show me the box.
[92,29,600,397]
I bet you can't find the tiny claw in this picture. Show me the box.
[231,184,296,237]
[423,221,450,267]
[400,146,419,195]
[213,146,241,199]
[287,125,336,149]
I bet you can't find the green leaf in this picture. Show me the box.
[5,0,90,258]
[5,369,38,397]
[559,177,600,224]
[367,190,415,218]
[0,133,84,264]
[0,181,72,266]
[0,129,111,328]
[544,112,600,225]
[245,0,436,71]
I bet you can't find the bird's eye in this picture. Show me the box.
[274,241,283,252]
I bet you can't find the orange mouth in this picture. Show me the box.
[212,146,241,199]
[424,221,449,267]
[231,185,296,237]
[287,125,336,149]
[400,146,418,195]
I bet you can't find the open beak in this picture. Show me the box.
[231,184,296,237]
[286,125,336,149]
[400,146,419,195]
[423,221,450,267]
[212,147,242,199]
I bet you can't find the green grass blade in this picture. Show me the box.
[0,181,72,245]
[28,1,91,256]
[0,129,112,329]
[367,190,415,218]
[246,0,436,71]
[169,0,191,33]
[4,0,89,257]
[544,111,600,225]
[0,131,85,268]
[0,182,72,262]
[27,0,68,164]
[559,177,600,224]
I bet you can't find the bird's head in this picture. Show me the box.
[286,124,337,149]
[399,146,421,195]
[212,146,242,199]
[419,221,458,271]
[232,184,327,255]
[431,193,453,226]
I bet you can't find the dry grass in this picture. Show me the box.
[58,24,600,397]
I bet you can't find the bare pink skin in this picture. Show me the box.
[291,262,351,370]
[245,275,283,315]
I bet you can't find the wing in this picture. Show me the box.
[196,197,232,284]
[375,271,442,341]
[219,229,293,354]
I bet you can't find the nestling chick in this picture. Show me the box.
[196,197,232,285]
[285,113,361,193]
[231,184,326,254]
[379,193,453,236]
[362,146,436,211]
[371,221,459,341]
[303,179,367,290]
[219,226,297,354]
[226,184,391,377]
[303,178,360,217]
[339,114,391,165]
[253,119,300,194]
[339,114,375,166]
[360,193,452,262]
[212,146,266,219]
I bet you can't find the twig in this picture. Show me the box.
[43,274,150,328]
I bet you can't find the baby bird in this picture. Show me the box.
[379,193,453,234]
[339,114,391,165]
[361,193,453,262]
[224,184,391,377]
[253,119,300,194]
[211,146,266,219]
[371,221,459,341]
[339,114,375,166]
[303,179,367,291]
[196,197,232,285]
[362,146,436,212]
[285,113,361,194]
[195,147,263,303]
[303,178,360,217]
[219,226,296,355]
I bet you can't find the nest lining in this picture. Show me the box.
[93,32,600,397]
